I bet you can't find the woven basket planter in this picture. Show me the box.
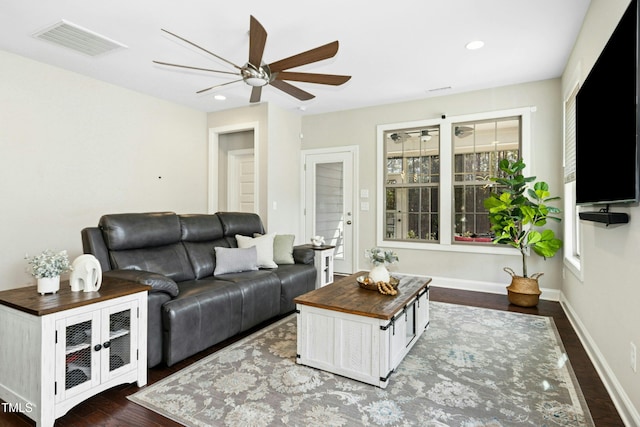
[504,267,542,307]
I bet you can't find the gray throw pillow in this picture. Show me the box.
[214,246,259,275]
[273,234,295,264]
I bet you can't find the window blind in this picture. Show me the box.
[564,85,578,183]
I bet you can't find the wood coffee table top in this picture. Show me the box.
[294,271,431,320]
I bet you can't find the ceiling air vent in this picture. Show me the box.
[33,20,127,56]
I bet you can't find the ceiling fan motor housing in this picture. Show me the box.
[242,62,272,87]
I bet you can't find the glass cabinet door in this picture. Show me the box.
[56,300,139,403]
[64,319,93,390]
[107,309,131,372]
[56,311,100,402]
[100,302,139,382]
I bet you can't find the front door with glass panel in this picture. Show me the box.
[304,150,355,274]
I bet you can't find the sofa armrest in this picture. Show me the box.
[81,227,112,273]
[293,245,314,265]
[103,269,179,297]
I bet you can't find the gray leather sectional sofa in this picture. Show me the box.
[81,211,316,367]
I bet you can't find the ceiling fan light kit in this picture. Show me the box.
[154,15,351,104]
[241,62,271,87]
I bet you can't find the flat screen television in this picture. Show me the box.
[575,0,639,207]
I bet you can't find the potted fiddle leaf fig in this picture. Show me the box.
[483,158,562,306]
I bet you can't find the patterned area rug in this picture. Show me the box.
[129,302,593,426]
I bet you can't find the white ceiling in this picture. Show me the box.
[0,0,591,115]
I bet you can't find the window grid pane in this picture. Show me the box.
[384,125,440,242]
[452,116,521,244]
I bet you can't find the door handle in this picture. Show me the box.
[346,220,352,225]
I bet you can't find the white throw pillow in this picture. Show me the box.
[236,233,278,269]
[253,233,295,265]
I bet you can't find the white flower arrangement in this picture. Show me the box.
[25,249,72,279]
[365,247,399,266]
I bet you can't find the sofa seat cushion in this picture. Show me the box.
[162,279,244,366]
[215,270,281,331]
[271,264,317,314]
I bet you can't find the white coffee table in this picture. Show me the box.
[294,272,430,388]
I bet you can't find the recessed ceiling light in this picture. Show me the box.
[214,94,226,101]
[465,40,485,50]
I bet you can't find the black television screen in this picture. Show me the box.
[575,0,639,205]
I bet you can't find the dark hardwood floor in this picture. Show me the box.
[1,287,625,426]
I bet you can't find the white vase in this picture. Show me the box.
[37,276,60,295]
[368,264,390,283]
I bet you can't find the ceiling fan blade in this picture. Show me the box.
[269,79,315,101]
[276,71,351,85]
[153,61,240,76]
[196,78,244,94]
[249,16,267,67]
[250,86,262,103]
[268,41,339,72]
[161,28,242,70]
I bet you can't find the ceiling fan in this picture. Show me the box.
[153,16,351,103]
[454,126,474,138]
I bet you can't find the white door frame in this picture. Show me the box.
[208,122,259,214]
[301,146,359,274]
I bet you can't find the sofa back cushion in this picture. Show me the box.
[99,212,195,282]
[217,212,266,247]
[179,214,230,279]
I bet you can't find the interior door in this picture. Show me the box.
[227,148,255,212]
[304,149,355,274]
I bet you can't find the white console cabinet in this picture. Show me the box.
[0,278,149,427]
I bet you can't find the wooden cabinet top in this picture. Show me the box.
[0,277,151,316]
[294,271,431,320]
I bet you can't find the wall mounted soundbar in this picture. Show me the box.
[579,211,629,225]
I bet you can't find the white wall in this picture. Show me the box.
[0,50,208,290]
[266,104,304,240]
[301,79,564,290]
[208,104,269,218]
[561,0,640,423]
[207,103,303,238]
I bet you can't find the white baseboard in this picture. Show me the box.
[426,274,561,302]
[560,294,640,427]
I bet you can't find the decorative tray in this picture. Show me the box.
[356,275,399,291]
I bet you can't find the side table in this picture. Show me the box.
[0,277,150,427]
[300,244,335,288]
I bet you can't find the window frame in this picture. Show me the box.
[562,75,583,280]
[376,107,532,255]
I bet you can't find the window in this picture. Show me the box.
[383,126,440,241]
[377,108,531,253]
[452,117,520,244]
